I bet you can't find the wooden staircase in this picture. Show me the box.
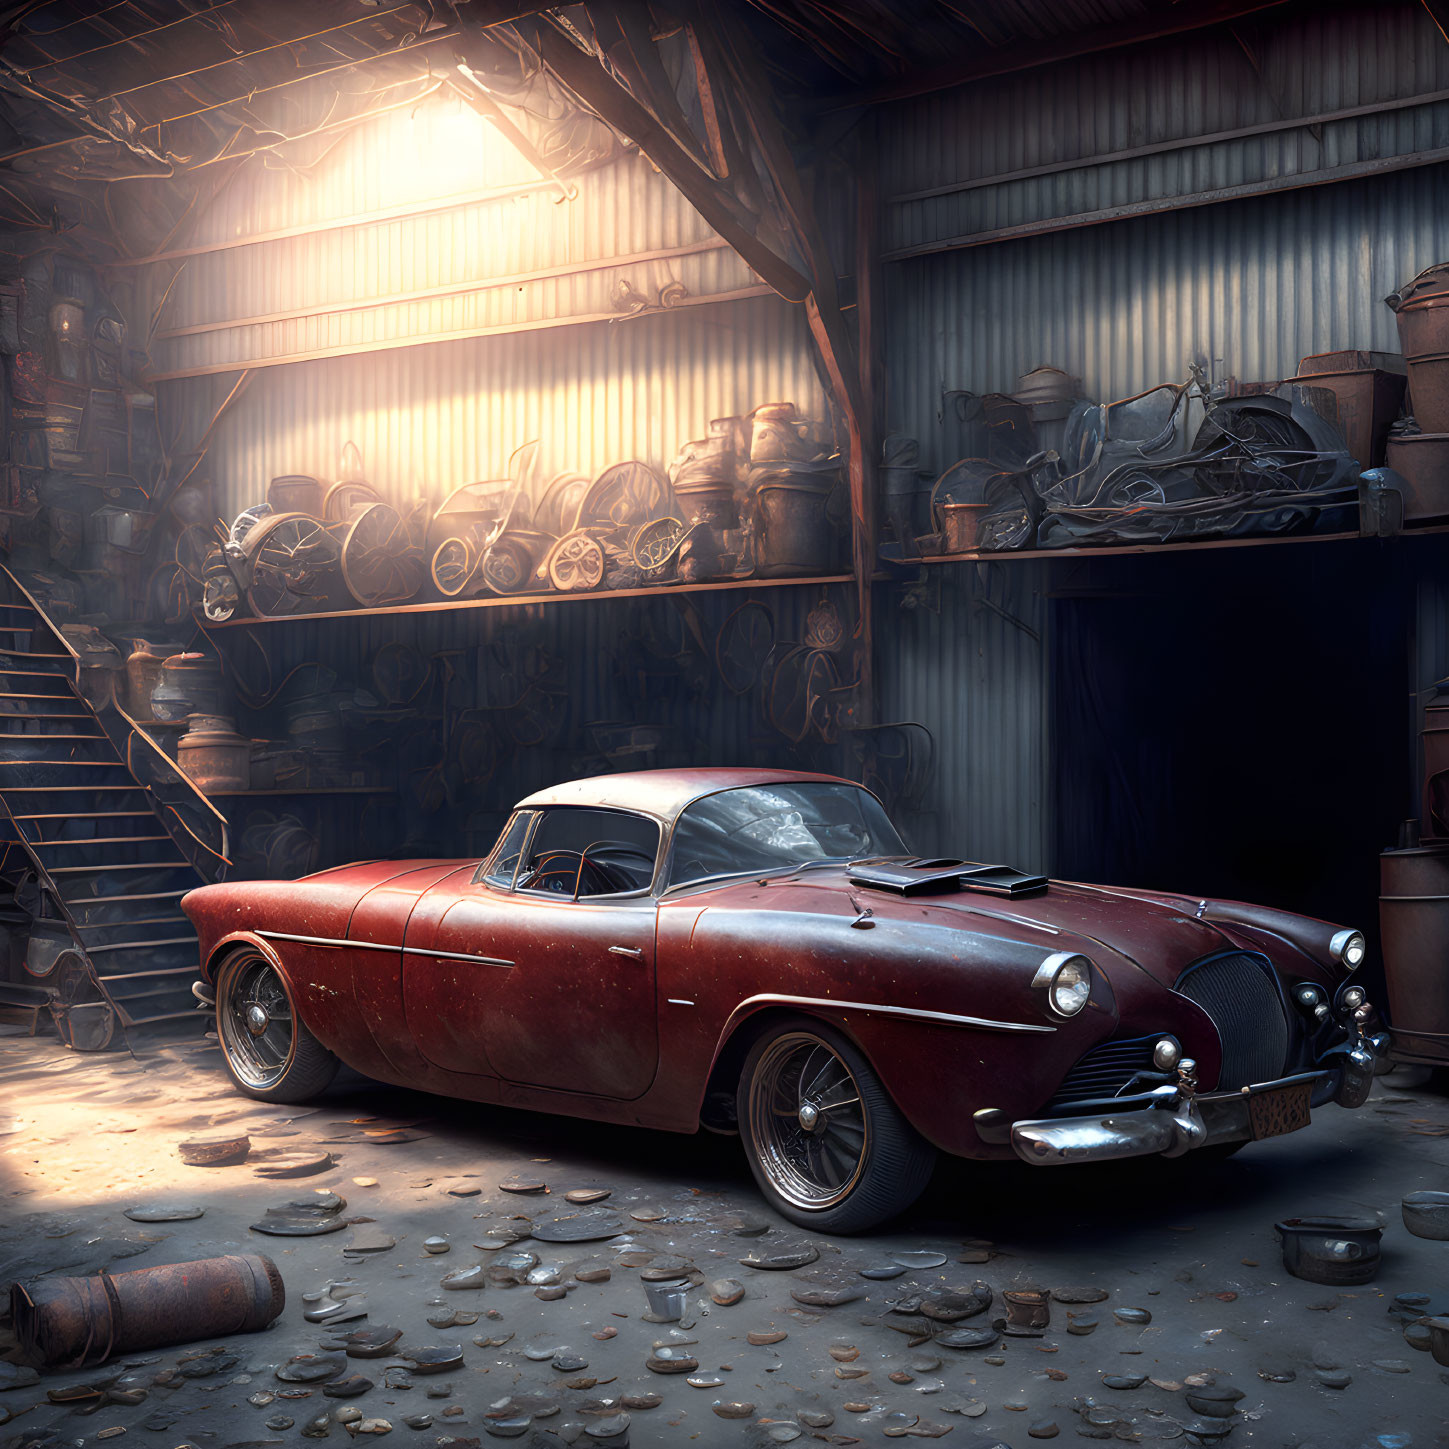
[0,570,230,1050]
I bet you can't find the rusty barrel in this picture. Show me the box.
[11,1253,284,1369]
[1380,845,1449,1063]
[1394,292,1449,433]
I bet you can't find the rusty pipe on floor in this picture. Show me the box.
[10,1253,285,1369]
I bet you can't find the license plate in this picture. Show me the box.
[1247,1080,1312,1141]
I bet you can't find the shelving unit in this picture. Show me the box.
[899,522,1449,568]
[203,572,856,630]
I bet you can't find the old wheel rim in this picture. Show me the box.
[748,1033,868,1210]
[219,954,296,1090]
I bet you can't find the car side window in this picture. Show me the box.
[478,812,535,888]
[515,807,660,899]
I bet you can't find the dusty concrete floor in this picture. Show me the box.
[0,1023,1447,1449]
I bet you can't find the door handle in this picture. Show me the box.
[608,945,644,958]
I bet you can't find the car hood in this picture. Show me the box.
[724,866,1241,988]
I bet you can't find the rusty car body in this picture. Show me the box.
[183,768,1387,1231]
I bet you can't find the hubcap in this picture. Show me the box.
[218,954,296,1090]
[749,1033,868,1210]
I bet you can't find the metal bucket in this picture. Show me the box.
[1383,433,1449,524]
[1274,1216,1382,1286]
[178,722,251,793]
[1380,845,1449,1057]
[267,474,325,516]
[161,652,223,718]
[674,477,737,529]
[754,478,834,577]
[11,1253,285,1369]
[940,502,990,553]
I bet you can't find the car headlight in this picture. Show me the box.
[1031,952,1093,1018]
[1329,929,1366,971]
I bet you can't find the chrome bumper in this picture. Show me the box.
[1011,1027,1389,1167]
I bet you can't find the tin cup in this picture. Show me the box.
[643,1279,689,1323]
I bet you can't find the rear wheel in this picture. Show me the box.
[215,948,339,1103]
[737,1018,936,1233]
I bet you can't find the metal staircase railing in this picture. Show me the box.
[0,564,221,1049]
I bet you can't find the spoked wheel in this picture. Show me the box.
[737,1018,936,1233]
[215,949,339,1103]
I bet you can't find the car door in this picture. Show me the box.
[401,806,661,1099]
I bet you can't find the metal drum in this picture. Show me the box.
[1380,844,1449,1062]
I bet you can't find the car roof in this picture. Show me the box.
[514,768,862,824]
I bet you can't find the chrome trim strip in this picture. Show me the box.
[667,998,695,1006]
[257,930,512,969]
[734,991,1054,1033]
[258,930,393,952]
[405,945,514,969]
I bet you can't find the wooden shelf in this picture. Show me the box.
[202,572,855,629]
[897,523,1449,567]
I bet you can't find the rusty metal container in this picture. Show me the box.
[1389,293,1449,432]
[1383,432,1449,524]
[940,502,991,553]
[11,1253,285,1369]
[178,718,251,793]
[160,652,223,718]
[754,474,835,577]
[1291,351,1407,468]
[267,474,325,516]
[1423,697,1449,838]
[1380,844,1449,1063]
[125,639,170,720]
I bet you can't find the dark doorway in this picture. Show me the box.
[1050,537,1417,996]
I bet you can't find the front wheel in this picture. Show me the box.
[215,948,339,1103]
[737,1018,936,1233]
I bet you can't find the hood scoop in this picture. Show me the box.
[848,856,1048,898]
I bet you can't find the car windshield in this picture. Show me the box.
[666,782,905,890]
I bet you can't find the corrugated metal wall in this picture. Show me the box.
[876,0,1449,871]
[883,0,1449,257]
[872,565,1049,870]
[884,164,1449,450]
[206,580,856,865]
[138,90,766,380]
[161,292,826,524]
[140,84,827,523]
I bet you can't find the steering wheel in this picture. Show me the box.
[519,847,632,897]
[518,849,590,896]
[581,839,655,889]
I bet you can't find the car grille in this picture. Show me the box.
[1174,951,1289,1090]
[1047,1035,1161,1108]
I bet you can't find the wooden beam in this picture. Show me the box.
[154,237,735,339]
[836,0,1294,108]
[684,22,729,177]
[500,15,810,302]
[687,4,874,715]
[882,142,1449,261]
[142,283,778,381]
[107,179,558,268]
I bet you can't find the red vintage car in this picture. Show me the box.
[183,768,1386,1232]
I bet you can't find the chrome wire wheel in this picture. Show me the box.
[217,952,297,1092]
[745,1031,869,1210]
